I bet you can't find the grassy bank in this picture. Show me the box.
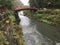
[31,9,60,26]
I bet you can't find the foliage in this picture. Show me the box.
[25,9,60,26]
[29,0,60,8]
[0,0,12,9]
[0,0,23,9]
[31,9,60,26]
[0,11,24,45]
[0,0,24,45]
[11,0,23,8]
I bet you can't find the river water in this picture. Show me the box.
[18,11,53,45]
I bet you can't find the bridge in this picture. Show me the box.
[14,6,38,11]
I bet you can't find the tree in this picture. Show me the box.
[11,0,23,8]
[0,0,12,9]
[29,0,60,8]
[29,0,44,8]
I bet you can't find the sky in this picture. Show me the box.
[20,0,29,6]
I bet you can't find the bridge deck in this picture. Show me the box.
[14,7,38,11]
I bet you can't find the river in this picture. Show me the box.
[18,11,54,45]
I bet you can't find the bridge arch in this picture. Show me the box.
[14,7,38,11]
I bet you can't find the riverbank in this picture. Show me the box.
[0,10,24,45]
[25,9,60,43]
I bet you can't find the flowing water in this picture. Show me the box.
[18,11,53,45]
